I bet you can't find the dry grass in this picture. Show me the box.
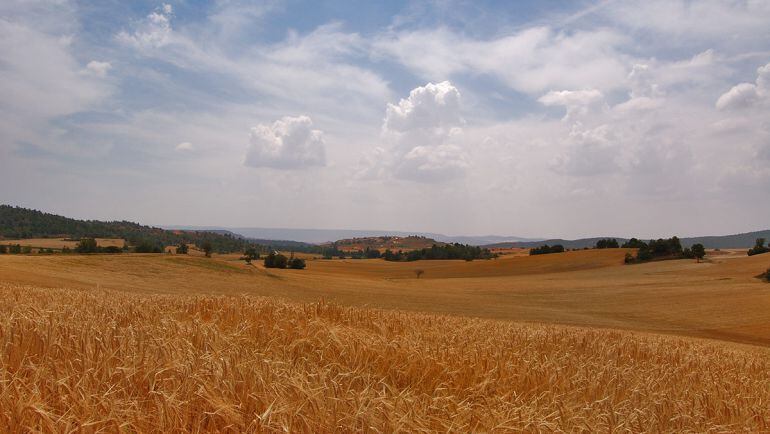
[2,250,770,346]
[1,283,769,433]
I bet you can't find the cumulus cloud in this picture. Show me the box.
[117,4,173,50]
[716,62,770,110]
[244,116,326,169]
[84,60,111,77]
[359,81,469,182]
[538,89,604,121]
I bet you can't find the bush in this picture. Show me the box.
[8,244,21,254]
[288,257,306,269]
[76,238,98,254]
[0,245,6,254]
[101,246,122,254]
[176,243,189,255]
[264,252,288,269]
[624,253,635,264]
[21,245,32,254]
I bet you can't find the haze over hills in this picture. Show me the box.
[164,226,540,245]
[488,230,770,249]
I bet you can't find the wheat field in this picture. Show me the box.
[2,282,769,433]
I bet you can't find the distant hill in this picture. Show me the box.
[486,230,770,249]
[0,205,258,253]
[165,226,537,245]
[327,235,444,252]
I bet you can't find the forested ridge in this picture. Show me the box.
[0,205,258,253]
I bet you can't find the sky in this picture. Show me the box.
[1,0,769,239]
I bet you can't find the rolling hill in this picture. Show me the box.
[486,230,770,249]
[0,204,257,253]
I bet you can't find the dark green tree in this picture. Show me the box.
[201,241,213,258]
[176,243,189,254]
[691,243,706,262]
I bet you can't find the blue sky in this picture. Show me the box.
[1,0,769,238]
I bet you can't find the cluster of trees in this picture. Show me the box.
[529,244,565,255]
[623,236,705,263]
[748,238,769,256]
[595,239,619,249]
[382,244,496,262]
[263,252,306,269]
[75,238,124,254]
[0,205,261,254]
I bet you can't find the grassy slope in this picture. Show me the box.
[1,283,769,432]
[1,249,769,345]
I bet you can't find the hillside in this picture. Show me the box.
[487,230,770,249]
[327,235,444,252]
[2,283,769,432]
[0,205,257,253]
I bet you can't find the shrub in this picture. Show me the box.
[288,258,306,269]
[0,245,6,254]
[21,245,32,254]
[8,244,21,254]
[76,238,98,254]
[101,246,122,254]
[624,253,635,264]
[176,243,189,255]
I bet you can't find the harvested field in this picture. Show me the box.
[1,283,769,432]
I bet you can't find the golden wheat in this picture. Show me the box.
[1,283,769,433]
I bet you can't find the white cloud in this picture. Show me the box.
[538,89,604,121]
[374,27,629,94]
[84,60,111,77]
[360,81,469,182]
[244,116,326,169]
[716,62,770,110]
[175,142,193,151]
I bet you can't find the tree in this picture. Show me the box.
[75,238,98,253]
[691,243,706,262]
[622,238,648,249]
[264,252,288,269]
[748,238,769,256]
[176,243,189,255]
[0,245,6,254]
[9,244,21,254]
[242,246,259,264]
[135,240,162,253]
[202,241,213,258]
[595,238,619,249]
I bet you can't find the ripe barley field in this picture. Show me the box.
[2,283,769,433]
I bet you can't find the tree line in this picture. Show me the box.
[380,243,496,262]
